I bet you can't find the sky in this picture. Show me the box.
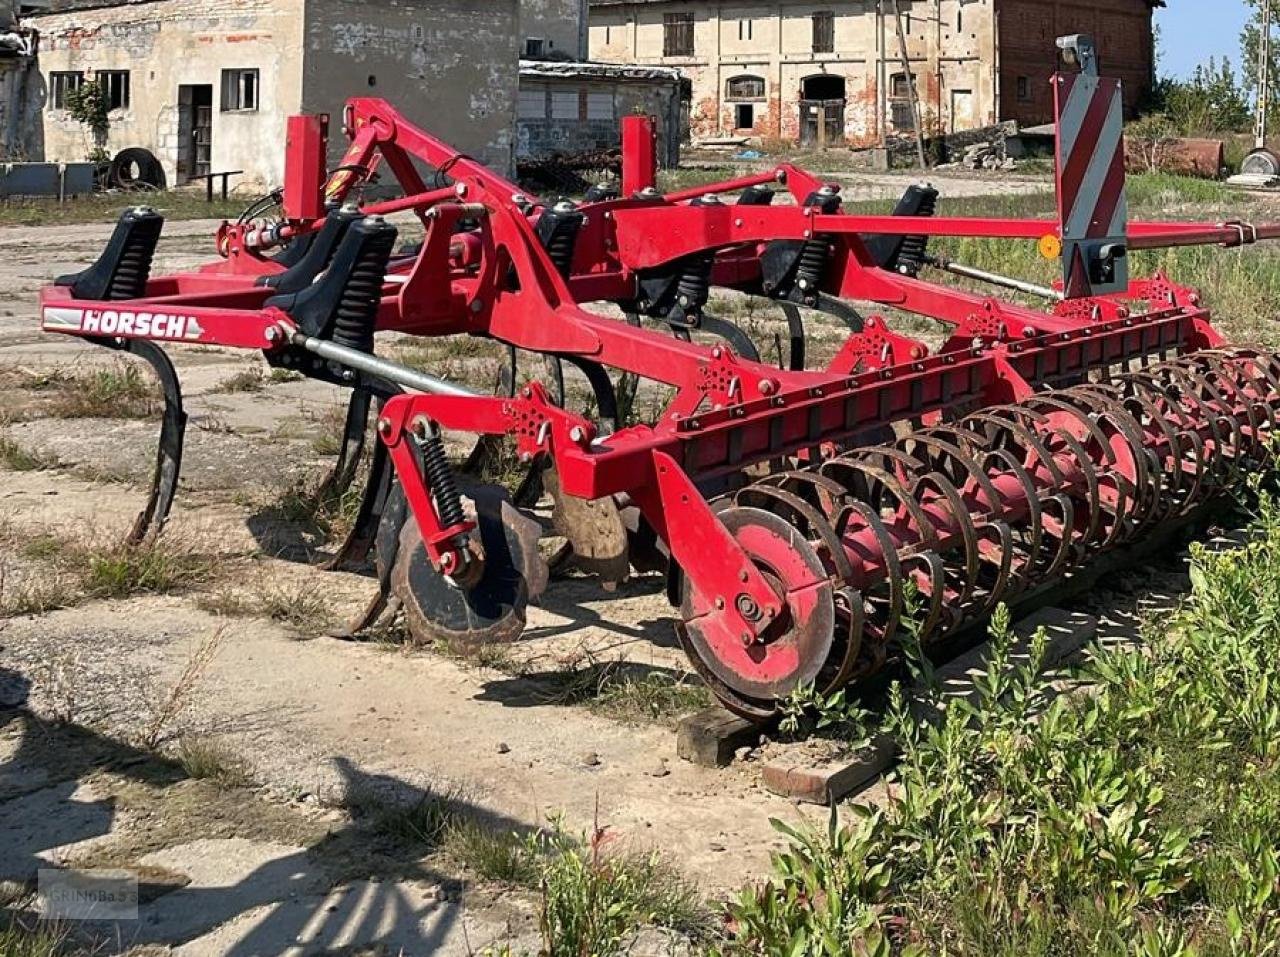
[1157,2,1252,79]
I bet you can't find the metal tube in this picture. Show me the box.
[290,332,478,397]
[927,255,1064,301]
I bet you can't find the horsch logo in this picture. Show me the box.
[42,307,205,341]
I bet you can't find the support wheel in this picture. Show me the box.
[676,507,835,719]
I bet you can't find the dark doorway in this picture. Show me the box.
[799,74,845,148]
[177,84,213,183]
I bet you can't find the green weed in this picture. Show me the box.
[720,473,1280,955]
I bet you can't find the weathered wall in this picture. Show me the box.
[516,66,680,165]
[589,0,999,148]
[995,0,1155,125]
[521,0,588,59]
[24,0,305,187]
[0,55,42,159]
[303,0,519,175]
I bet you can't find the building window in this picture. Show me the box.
[738,18,752,41]
[812,11,834,54]
[550,90,578,120]
[725,74,765,101]
[734,103,754,129]
[663,12,694,57]
[99,70,130,110]
[518,88,547,119]
[49,71,83,110]
[890,72,916,99]
[221,68,259,112]
[586,91,614,120]
[1017,76,1031,101]
[524,37,545,58]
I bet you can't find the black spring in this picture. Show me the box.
[421,426,466,530]
[675,254,713,315]
[107,212,164,301]
[545,227,576,278]
[330,227,396,354]
[896,189,937,276]
[794,238,831,297]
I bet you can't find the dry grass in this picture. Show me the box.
[0,432,58,471]
[196,578,333,635]
[141,626,226,749]
[213,368,265,394]
[175,735,249,785]
[42,362,159,420]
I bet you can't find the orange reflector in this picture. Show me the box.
[1038,234,1062,260]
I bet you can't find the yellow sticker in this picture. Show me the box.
[1038,234,1062,260]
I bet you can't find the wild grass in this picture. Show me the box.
[176,735,249,786]
[213,368,265,394]
[0,433,57,471]
[44,362,158,419]
[0,192,245,227]
[0,914,68,957]
[720,473,1280,956]
[195,578,333,635]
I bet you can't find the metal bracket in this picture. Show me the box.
[1057,34,1099,77]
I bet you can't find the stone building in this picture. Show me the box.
[587,0,1160,148]
[519,0,681,168]
[22,0,520,188]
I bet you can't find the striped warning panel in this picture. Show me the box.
[1054,72,1128,297]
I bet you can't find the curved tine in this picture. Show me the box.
[1177,365,1248,483]
[814,292,866,332]
[930,423,1047,589]
[902,550,948,642]
[122,339,187,546]
[967,404,1104,559]
[324,433,394,570]
[1122,368,1209,510]
[666,323,693,342]
[1185,352,1261,448]
[762,469,849,518]
[700,314,763,363]
[1155,363,1233,489]
[777,301,807,371]
[1059,389,1156,538]
[1039,493,1079,583]
[316,389,372,500]
[462,345,518,476]
[1086,380,1183,508]
[1009,401,1111,549]
[822,587,866,694]
[836,500,905,651]
[735,483,855,581]
[825,455,941,555]
[544,354,567,406]
[558,355,620,435]
[1214,351,1280,443]
[1194,351,1276,455]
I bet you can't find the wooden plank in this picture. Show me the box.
[676,707,762,768]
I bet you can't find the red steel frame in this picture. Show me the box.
[35,95,1280,660]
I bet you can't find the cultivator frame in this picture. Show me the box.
[37,36,1280,717]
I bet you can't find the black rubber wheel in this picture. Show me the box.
[109,148,166,191]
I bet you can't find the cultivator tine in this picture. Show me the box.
[122,339,187,546]
[316,388,372,501]
[812,293,864,332]
[323,420,395,570]
[699,315,762,363]
[776,302,806,371]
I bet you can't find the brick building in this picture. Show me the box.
[588,0,1160,148]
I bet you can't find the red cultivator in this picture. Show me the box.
[38,36,1280,717]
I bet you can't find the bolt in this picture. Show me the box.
[440,551,455,570]
[363,215,386,227]
[735,218,744,227]
[736,595,762,621]
[759,379,775,396]
[264,327,279,344]
[470,299,484,314]
[700,193,722,205]
[376,418,393,437]
[739,569,749,583]
[715,596,725,610]
[519,450,533,463]
[131,205,155,216]
[1022,325,1036,337]
[741,631,754,646]
[554,199,578,214]
[411,416,430,438]
[511,193,529,206]
[569,425,586,443]
[341,201,361,214]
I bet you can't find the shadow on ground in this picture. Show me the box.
[0,665,535,955]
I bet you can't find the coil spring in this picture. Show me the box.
[545,227,576,278]
[895,189,936,275]
[330,228,396,354]
[110,237,157,300]
[421,425,466,530]
[793,238,830,297]
[675,254,713,315]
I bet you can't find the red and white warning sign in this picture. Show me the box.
[1054,66,1128,298]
